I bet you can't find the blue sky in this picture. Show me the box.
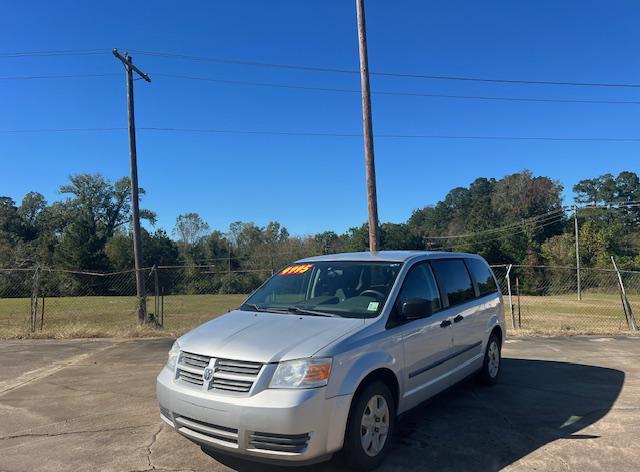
[1,1,639,236]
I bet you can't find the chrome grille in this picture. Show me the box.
[249,432,310,453]
[175,415,239,447]
[176,352,263,394]
[176,368,204,386]
[209,358,263,393]
[180,351,211,369]
[216,359,262,376]
[211,377,253,392]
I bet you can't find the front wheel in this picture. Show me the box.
[343,381,395,471]
[478,332,502,385]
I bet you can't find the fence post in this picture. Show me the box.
[574,204,582,300]
[611,256,638,331]
[160,286,164,327]
[152,265,160,327]
[506,264,515,329]
[516,276,521,329]
[40,295,45,331]
[29,265,41,332]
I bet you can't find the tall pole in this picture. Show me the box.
[113,49,151,323]
[355,0,380,252]
[574,204,582,301]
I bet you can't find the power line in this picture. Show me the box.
[580,200,640,207]
[130,49,640,89]
[0,73,119,80]
[424,208,569,241]
[0,48,110,58]
[2,126,640,143]
[578,202,640,211]
[151,73,640,106]
[1,127,127,133]
[434,216,568,250]
[137,128,640,143]
[428,201,640,250]
[4,47,640,89]
[7,70,640,106]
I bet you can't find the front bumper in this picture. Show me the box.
[156,366,352,464]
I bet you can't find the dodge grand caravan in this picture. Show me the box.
[156,251,505,470]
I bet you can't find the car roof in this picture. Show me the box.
[297,250,483,264]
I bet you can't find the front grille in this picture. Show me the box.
[175,415,239,447]
[177,368,204,386]
[180,351,211,369]
[249,432,311,453]
[216,359,262,376]
[210,377,253,392]
[209,358,263,393]
[176,351,262,394]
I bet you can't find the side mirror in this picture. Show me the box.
[401,298,433,320]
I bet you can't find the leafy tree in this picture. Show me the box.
[59,173,156,243]
[54,216,110,271]
[173,213,210,248]
[0,197,23,237]
[314,231,340,254]
[380,223,421,250]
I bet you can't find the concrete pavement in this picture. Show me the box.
[0,336,638,471]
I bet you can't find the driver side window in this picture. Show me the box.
[396,263,442,319]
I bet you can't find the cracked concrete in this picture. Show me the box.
[0,424,152,441]
[145,424,163,470]
[0,336,638,471]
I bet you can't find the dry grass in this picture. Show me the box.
[0,294,246,339]
[0,292,637,339]
[506,292,638,332]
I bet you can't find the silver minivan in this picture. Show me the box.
[157,251,505,470]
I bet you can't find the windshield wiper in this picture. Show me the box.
[283,306,339,318]
[240,303,338,317]
[240,303,272,312]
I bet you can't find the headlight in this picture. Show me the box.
[269,357,332,389]
[166,341,180,371]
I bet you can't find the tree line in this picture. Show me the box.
[1,169,638,296]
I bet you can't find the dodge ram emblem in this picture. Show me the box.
[203,368,214,381]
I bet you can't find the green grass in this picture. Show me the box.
[506,291,639,333]
[0,294,247,339]
[0,292,637,339]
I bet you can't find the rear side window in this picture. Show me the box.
[430,259,476,306]
[466,258,499,296]
[396,263,442,315]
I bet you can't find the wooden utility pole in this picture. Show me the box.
[355,0,380,252]
[112,49,151,324]
[573,205,582,300]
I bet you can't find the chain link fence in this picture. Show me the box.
[1,260,638,336]
[491,264,639,332]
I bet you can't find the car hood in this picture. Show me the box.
[178,309,365,363]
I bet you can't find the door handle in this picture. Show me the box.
[453,315,464,323]
[440,319,452,328]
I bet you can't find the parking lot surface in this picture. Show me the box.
[0,336,638,472]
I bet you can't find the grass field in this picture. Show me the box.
[0,294,246,339]
[0,292,637,339]
[510,292,638,332]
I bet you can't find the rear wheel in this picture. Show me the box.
[343,381,395,471]
[478,332,501,385]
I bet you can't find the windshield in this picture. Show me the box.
[242,261,402,318]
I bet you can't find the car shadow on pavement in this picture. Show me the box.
[202,358,624,471]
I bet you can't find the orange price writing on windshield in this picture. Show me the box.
[280,264,313,275]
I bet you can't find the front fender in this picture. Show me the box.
[327,350,399,399]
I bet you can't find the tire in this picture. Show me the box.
[478,332,502,385]
[343,381,395,471]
